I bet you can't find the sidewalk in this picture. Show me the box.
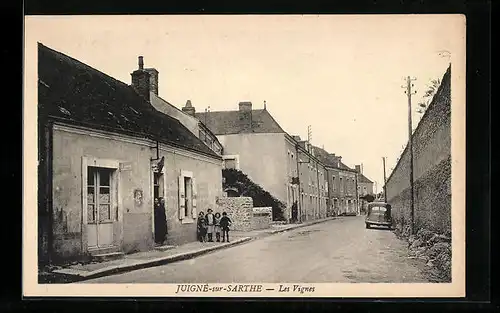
[43,217,335,283]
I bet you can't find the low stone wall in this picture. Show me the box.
[215,196,254,231]
[252,207,272,230]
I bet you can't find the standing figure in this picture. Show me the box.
[205,209,215,242]
[219,212,232,243]
[197,211,207,242]
[160,197,167,241]
[154,197,167,245]
[214,212,222,242]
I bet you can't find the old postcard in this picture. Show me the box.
[23,14,466,297]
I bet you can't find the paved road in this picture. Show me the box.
[83,216,430,283]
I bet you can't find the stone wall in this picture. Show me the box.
[215,196,254,231]
[386,65,451,236]
[252,207,273,230]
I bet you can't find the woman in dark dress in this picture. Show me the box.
[154,197,167,245]
[197,211,207,242]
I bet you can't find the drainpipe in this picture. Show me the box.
[295,144,302,223]
[316,161,320,220]
[355,171,359,216]
[326,169,332,217]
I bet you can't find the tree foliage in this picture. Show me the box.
[418,78,442,110]
[222,168,286,221]
[360,194,376,203]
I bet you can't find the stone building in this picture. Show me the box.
[354,165,374,214]
[38,44,223,265]
[312,146,359,216]
[195,101,325,222]
[295,140,328,221]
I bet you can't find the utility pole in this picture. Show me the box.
[402,76,417,235]
[382,157,388,203]
[307,125,312,149]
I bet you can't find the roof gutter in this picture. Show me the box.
[47,116,223,161]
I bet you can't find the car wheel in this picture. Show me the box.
[365,223,370,229]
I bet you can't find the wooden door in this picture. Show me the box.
[87,167,116,249]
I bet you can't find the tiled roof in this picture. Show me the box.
[312,145,356,172]
[195,109,285,135]
[358,173,373,183]
[339,162,354,171]
[310,145,338,168]
[38,43,220,159]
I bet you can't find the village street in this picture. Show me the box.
[82,216,430,284]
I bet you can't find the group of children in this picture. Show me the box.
[197,209,232,243]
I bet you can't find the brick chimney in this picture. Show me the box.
[145,68,159,96]
[355,165,361,173]
[238,101,253,133]
[182,100,196,116]
[131,56,151,102]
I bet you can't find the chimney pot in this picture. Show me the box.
[182,100,196,116]
[138,56,144,70]
[131,57,150,102]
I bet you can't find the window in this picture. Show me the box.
[370,206,387,213]
[340,178,343,192]
[216,143,222,154]
[178,171,197,222]
[87,167,116,224]
[184,176,192,217]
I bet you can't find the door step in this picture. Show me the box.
[88,245,122,256]
[91,252,125,262]
[154,245,176,251]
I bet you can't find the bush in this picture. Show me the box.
[222,168,286,221]
[416,228,435,243]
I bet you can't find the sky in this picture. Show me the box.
[25,15,462,194]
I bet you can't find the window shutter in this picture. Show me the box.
[178,175,185,220]
[191,177,197,218]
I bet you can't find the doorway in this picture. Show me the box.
[87,166,117,249]
[153,171,166,244]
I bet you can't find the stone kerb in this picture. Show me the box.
[215,196,254,232]
[252,207,272,230]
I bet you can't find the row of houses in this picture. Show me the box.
[191,99,375,222]
[37,43,374,265]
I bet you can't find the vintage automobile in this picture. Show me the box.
[365,202,393,229]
